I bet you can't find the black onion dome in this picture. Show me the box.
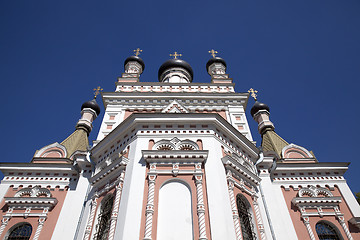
[124,56,145,71]
[158,59,194,81]
[250,101,270,117]
[81,99,101,115]
[206,57,227,72]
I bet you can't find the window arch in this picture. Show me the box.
[316,221,343,240]
[236,194,256,240]
[5,222,32,240]
[94,194,114,240]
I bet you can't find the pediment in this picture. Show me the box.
[162,100,189,113]
[281,143,314,159]
[34,142,67,158]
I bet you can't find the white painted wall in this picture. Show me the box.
[0,183,10,203]
[157,180,193,240]
[113,138,147,240]
[260,177,298,240]
[51,174,90,240]
[336,181,360,217]
[203,137,237,240]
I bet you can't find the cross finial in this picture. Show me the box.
[133,48,142,56]
[93,86,103,99]
[208,49,218,58]
[248,88,258,101]
[170,51,182,59]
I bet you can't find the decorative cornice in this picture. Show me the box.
[92,113,259,158]
[90,156,129,184]
[142,150,208,164]
[222,155,260,186]
[292,197,342,207]
[272,162,349,177]
[5,197,58,209]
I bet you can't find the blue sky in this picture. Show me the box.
[0,1,359,193]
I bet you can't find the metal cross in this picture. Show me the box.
[208,49,218,58]
[133,48,142,56]
[93,86,103,99]
[170,52,182,59]
[248,88,258,101]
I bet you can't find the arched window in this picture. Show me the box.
[316,221,343,240]
[5,222,32,240]
[94,194,114,240]
[236,194,256,240]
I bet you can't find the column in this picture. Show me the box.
[83,195,98,240]
[0,217,10,237]
[108,172,125,240]
[337,215,354,240]
[194,174,208,240]
[253,197,266,240]
[302,216,315,240]
[227,179,242,240]
[143,173,156,240]
[33,217,46,240]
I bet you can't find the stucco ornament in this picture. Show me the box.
[14,186,52,198]
[298,186,333,198]
[152,137,199,151]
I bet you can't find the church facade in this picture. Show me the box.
[0,50,359,240]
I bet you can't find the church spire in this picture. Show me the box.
[249,90,289,157]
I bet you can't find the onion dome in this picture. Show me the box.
[206,57,227,72]
[124,56,145,71]
[158,59,194,82]
[250,101,270,117]
[81,99,101,116]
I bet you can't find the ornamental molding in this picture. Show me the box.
[227,173,256,197]
[281,143,314,159]
[33,142,67,158]
[291,186,344,219]
[152,137,199,151]
[4,197,58,210]
[222,155,260,186]
[14,186,51,198]
[292,197,342,207]
[90,156,129,185]
[298,185,333,197]
[162,100,189,113]
[142,150,208,164]
[91,113,259,159]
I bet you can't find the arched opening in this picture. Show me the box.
[236,194,256,240]
[5,222,32,240]
[316,221,343,240]
[157,180,193,240]
[94,194,114,240]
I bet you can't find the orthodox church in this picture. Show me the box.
[0,49,359,240]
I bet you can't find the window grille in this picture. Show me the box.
[6,223,32,240]
[236,194,256,240]
[94,194,114,240]
[316,221,342,240]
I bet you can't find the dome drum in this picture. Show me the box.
[159,68,193,83]
[158,59,193,83]
[124,56,145,74]
[206,57,227,76]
